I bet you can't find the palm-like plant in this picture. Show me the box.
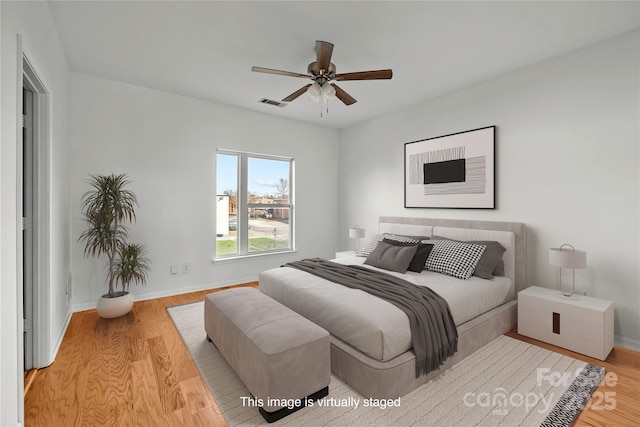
[79,174,150,297]
[113,243,151,292]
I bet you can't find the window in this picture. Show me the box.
[216,150,294,259]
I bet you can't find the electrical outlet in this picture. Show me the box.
[182,263,191,274]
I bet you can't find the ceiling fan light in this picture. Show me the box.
[307,81,322,102]
[323,83,336,100]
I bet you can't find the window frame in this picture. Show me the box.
[216,149,294,260]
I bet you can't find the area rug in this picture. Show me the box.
[167,301,603,427]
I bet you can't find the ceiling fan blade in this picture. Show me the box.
[251,66,309,78]
[335,69,393,81]
[282,84,312,102]
[315,41,334,71]
[331,83,357,106]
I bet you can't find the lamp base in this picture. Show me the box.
[558,267,578,300]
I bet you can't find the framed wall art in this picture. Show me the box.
[404,126,495,209]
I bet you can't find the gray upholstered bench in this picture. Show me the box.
[204,287,330,422]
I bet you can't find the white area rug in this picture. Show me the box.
[168,301,596,427]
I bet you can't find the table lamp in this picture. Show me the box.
[349,226,365,252]
[549,244,587,297]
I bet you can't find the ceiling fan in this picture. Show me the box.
[251,40,392,106]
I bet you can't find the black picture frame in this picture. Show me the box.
[404,126,496,209]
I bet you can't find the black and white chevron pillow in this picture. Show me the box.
[425,239,486,280]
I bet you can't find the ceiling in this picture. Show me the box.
[48,1,640,129]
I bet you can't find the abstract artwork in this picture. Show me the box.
[404,126,495,208]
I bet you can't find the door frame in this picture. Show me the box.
[20,51,52,370]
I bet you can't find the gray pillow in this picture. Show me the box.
[382,238,434,272]
[364,241,418,273]
[493,260,505,276]
[469,240,507,279]
[357,233,425,257]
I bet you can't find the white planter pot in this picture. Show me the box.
[96,291,134,318]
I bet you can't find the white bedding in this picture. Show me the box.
[259,255,513,362]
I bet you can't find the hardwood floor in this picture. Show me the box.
[24,283,256,427]
[25,285,638,426]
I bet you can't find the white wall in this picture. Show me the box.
[338,31,640,348]
[1,1,71,425]
[69,73,340,308]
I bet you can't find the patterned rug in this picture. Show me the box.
[167,301,603,427]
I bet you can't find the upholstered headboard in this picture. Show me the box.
[378,216,527,293]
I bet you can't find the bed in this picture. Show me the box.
[259,216,527,399]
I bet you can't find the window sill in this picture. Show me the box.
[213,249,297,264]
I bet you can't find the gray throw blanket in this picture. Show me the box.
[284,258,458,378]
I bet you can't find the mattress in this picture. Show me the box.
[259,255,512,362]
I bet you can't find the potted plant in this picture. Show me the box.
[79,173,151,318]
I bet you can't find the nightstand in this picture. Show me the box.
[518,286,614,361]
[335,250,357,259]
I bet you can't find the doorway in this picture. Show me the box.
[21,55,51,371]
[22,85,35,370]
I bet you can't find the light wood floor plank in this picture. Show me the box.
[109,331,134,407]
[108,402,135,427]
[147,336,187,415]
[24,282,636,427]
[131,358,164,426]
[180,376,214,415]
[80,350,112,426]
[24,398,68,427]
[163,407,195,427]
[190,406,227,427]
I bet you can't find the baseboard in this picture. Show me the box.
[614,334,640,351]
[34,308,73,369]
[53,309,73,355]
[71,276,259,313]
[42,309,73,368]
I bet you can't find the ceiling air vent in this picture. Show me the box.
[259,98,287,108]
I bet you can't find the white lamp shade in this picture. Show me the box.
[307,82,321,102]
[323,83,336,100]
[349,227,365,238]
[549,247,587,269]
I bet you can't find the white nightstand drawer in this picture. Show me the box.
[519,292,608,328]
[518,306,605,343]
[518,320,605,359]
[517,286,614,361]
